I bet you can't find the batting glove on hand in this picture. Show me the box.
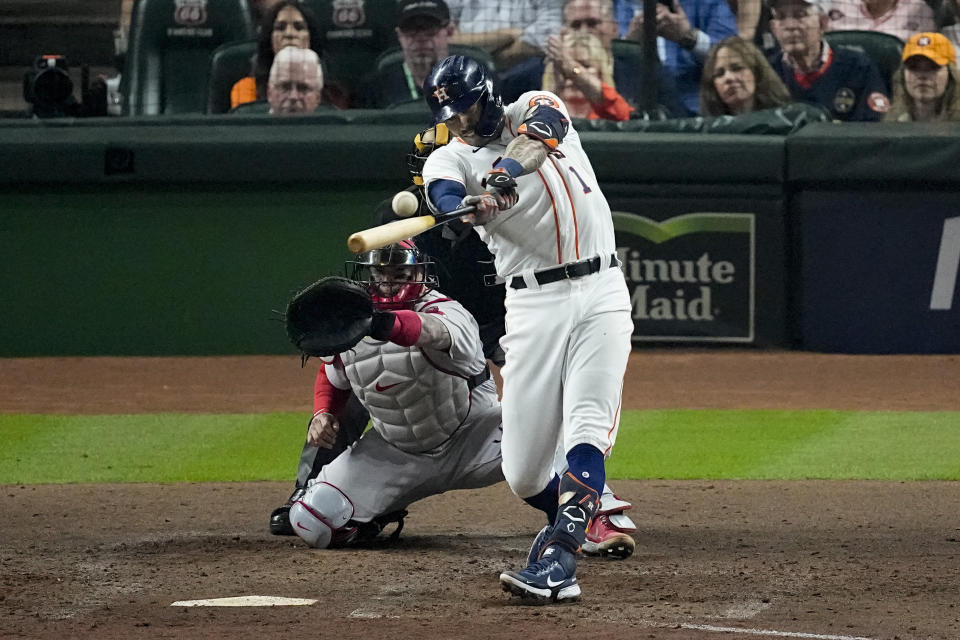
[482,168,519,211]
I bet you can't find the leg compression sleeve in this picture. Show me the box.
[522,474,560,523]
[565,442,606,498]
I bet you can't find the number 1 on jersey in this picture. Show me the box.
[568,166,592,194]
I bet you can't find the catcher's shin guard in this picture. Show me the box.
[545,472,600,555]
[288,482,356,548]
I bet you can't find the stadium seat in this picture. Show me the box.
[206,38,257,114]
[122,0,254,115]
[824,30,905,94]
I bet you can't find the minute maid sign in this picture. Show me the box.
[613,211,755,343]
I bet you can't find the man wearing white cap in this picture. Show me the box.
[766,0,891,120]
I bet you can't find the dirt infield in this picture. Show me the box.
[2,351,959,640]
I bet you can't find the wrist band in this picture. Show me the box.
[494,157,524,177]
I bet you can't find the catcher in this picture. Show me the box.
[283,240,513,547]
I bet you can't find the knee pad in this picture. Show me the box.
[288,481,354,548]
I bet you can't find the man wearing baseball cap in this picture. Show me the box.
[886,32,960,121]
[354,0,457,108]
[766,0,891,121]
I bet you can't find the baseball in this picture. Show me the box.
[392,190,419,218]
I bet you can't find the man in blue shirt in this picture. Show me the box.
[617,0,737,113]
[766,0,889,121]
[499,0,688,117]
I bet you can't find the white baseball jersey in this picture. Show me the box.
[422,90,618,280]
[421,91,634,500]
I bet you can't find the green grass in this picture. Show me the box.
[1,409,959,484]
[608,410,960,480]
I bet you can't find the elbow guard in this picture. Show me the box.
[517,105,570,150]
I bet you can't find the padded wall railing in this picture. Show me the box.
[1,115,958,355]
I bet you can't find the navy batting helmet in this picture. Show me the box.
[423,55,503,139]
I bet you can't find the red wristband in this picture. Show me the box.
[388,310,423,347]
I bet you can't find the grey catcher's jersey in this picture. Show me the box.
[323,289,497,453]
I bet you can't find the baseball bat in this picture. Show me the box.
[347,204,477,254]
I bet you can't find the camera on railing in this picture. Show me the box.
[23,55,81,117]
[22,54,108,118]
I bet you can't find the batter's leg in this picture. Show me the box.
[498,289,569,500]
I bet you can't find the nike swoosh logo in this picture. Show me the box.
[375,382,403,392]
[296,522,311,532]
[546,576,565,587]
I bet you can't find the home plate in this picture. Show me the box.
[171,596,317,607]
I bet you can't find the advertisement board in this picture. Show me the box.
[796,191,960,353]
[614,212,756,342]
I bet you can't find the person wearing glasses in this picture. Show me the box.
[355,0,458,109]
[766,0,890,121]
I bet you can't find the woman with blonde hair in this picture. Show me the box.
[699,35,790,116]
[886,32,960,122]
[542,30,634,120]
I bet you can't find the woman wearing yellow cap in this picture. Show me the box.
[886,32,960,122]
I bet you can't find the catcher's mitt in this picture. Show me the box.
[285,276,373,357]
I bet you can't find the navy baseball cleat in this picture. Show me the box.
[500,544,580,604]
[526,524,554,565]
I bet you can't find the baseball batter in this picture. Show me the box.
[287,241,510,547]
[421,56,634,603]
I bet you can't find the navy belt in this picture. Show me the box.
[508,254,618,289]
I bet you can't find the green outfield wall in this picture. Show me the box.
[1,113,958,355]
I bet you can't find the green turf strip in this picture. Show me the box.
[1,409,959,484]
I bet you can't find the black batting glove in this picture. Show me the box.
[369,310,396,341]
[482,168,519,210]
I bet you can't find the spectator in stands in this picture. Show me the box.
[615,0,761,40]
[231,1,339,109]
[819,0,936,43]
[446,0,563,69]
[500,0,688,117]
[767,0,891,120]
[699,35,791,113]
[267,46,326,114]
[355,0,456,108]
[542,31,636,118]
[886,31,960,120]
[622,0,739,113]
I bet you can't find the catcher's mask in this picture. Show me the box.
[407,123,451,187]
[349,240,437,310]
